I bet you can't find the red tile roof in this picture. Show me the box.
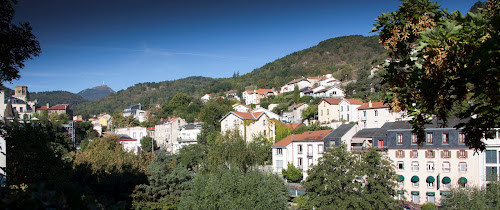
[256,89,274,95]
[228,111,264,120]
[147,127,155,131]
[344,99,363,105]
[284,123,304,130]
[294,102,306,108]
[319,98,342,105]
[273,130,332,147]
[357,102,389,110]
[37,104,68,110]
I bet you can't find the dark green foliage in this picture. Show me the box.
[282,163,303,183]
[272,103,290,114]
[301,105,317,120]
[440,181,500,209]
[140,136,157,153]
[421,203,437,210]
[292,122,331,134]
[179,168,288,209]
[469,1,488,13]
[1,120,72,185]
[77,85,115,101]
[197,98,232,144]
[131,153,194,209]
[302,146,398,209]
[0,0,41,85]
[74,121,99,146]
[372,0,500,151]
[31,91,88,108]
[111,111,139,128]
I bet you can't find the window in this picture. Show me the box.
[327,109,329,115]
[442,132,449,144]
[459,163,467,172]
[426,150,435,158]
[486,167,498,181]
[411,150,418,158]
[427,195,435,203]
[486,150,498,164]
[412,195,419,204]
[411,134,417,145]
[133,132,136,138]
[427,162,434,171]
[363,111,366,117]
[427,181,434,187]
[298,145,303,154]
[307,145,313,157]
[459,150,467,158]
[397,162,404,170]
[459,132,465,144]
[318,144,323,154]
[277,148,283,155]
[263,120,266,126]
[19,107,23,112]
[426,133,433,144]
[443,150,451,158]
[375,110,378,116]
[276,160,283,170]
[321,110,323,116]
[308,158,313,166]
[341,106,343,112]
[363,121,367,128]
[298,158,303,169]
[264,130,267,137]
[443,162,451,172]
[412,162,419,171]
[413,181,419,187]
[396,133,403,145]
[347,106,349,111]
[396,150,405,158]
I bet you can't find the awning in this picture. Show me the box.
[411,175,419,183]
[440,191,452,196]
[397,190,404,195]
[442,176,451,184]
[426,192,435,196]
[398,175,404,181]
[458,177,468,184]
[426,176,435,183]
[351,138,365,144]
[411,191,420,195]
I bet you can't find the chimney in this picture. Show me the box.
[369,100,372,108]
[46,103,49,108]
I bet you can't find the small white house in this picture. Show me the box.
[232,103,251,112]
[201,94,211,103]
[173,122,203,154]
[272,130,332,177]
[115,126,147,141]
[119,135,141,154]
[280,77,311,93]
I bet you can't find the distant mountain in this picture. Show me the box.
[31,91,88,107]
[73,35,387,115]
[77,85,115,101]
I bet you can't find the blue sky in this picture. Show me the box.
[6,0,477,93]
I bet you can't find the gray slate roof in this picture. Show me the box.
[326,124,355,138]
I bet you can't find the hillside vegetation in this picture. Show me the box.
[31,91,88,107]
[73,35,387,115]
[77,85,115,101]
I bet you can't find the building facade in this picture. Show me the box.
[173,122,203,154]
[272,130,332,177]
[154,117,187,153]
[220,111,275,142]
[382,120,481,205]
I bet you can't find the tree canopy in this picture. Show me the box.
[372,0,500,151]
[0,0,41,84]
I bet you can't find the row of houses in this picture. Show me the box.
[271,120,500,205]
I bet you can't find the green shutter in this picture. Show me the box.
[411,191,420,195]
[458,177,468,184]
[411,175,419,183]
[426,192,435,196]
[442,176,451,184]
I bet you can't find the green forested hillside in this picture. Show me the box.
[31,91,88,107]
[73,35,387,115]
[74,76,215,115]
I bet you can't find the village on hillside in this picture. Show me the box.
[1,69,499,207]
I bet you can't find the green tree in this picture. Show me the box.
[440,181,500,209]
[301,105,318,120]
[197,98,232,144]
[131,153,194,209]
[272,103,289,115]
[179,168,288,209]
[372,0,500,151]
[140,136,157,153]
[293,85,300,103]
[282,163,303,183]
[359,149,398,209]
[0,0,41,84]
[274,120,291,142]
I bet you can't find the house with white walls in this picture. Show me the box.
[154,117,187,153]
[357,101,407,129]
[280,77,312,93]
[338,98,363,122]
[272,130,333,177]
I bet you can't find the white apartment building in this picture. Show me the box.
[115,126,147,141]
[232,103,251,112]
[338,98,363,122]
[220,111,275,142]
[272,130,332,177]
[383,120,481,205]
[479,128,500,186]
[293,103,309,123]
[173,122,203,154]
[357,101,406,129]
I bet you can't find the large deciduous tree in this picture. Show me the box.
[0,0,41,84]
[372,0,500,151]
